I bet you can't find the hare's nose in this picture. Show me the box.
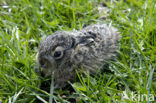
[39,59,48,68]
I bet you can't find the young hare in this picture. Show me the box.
[36,24,120,88]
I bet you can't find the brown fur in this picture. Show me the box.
[36,24,120,88]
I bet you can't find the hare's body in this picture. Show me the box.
[37,24,120,88]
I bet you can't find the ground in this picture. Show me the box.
[0,0,155,102]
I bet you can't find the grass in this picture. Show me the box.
[0,0,155,102]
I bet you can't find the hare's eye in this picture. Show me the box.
[54,51,62,58]
[53,46,64,59]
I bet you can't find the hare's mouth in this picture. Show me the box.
[40,67,55,77]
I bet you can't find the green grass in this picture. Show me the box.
[0,0,155,102]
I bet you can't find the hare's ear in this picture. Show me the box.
[75,35,94,46]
